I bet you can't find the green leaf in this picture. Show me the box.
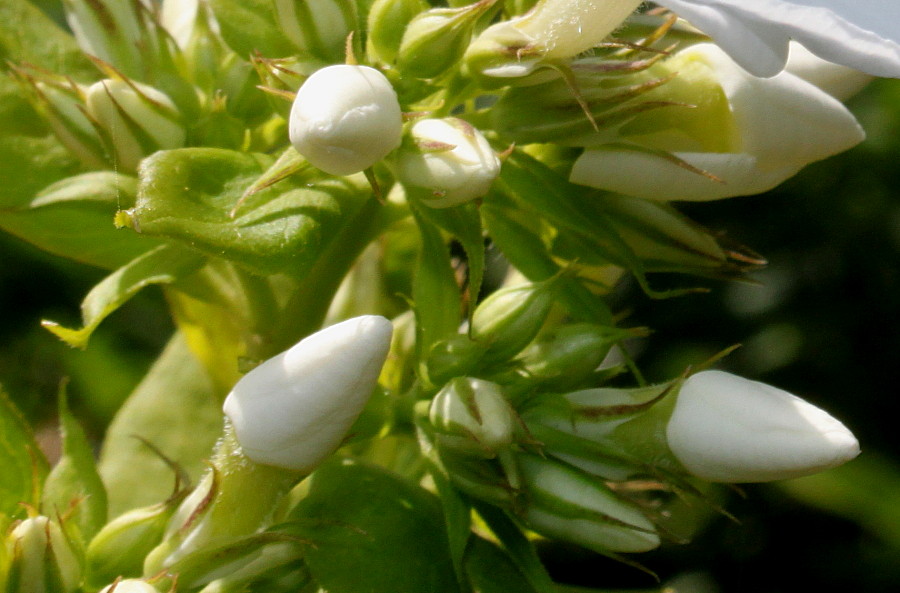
[41,385,108,540]
[411,206,463,368]
[473,501,557,593]
[207,0,296,58]
[465,536,538,593]
[0,386,48,518]
[0,172,164,270]
[131,148,371,276]
[42,243,206,349]
[286,457,460,593]
[98,332,222,517]
[416,202,485,327]
[0,0,94,78]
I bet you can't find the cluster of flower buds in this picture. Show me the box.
[13,66,186,173]
[272,0,358,64]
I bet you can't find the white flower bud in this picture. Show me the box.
[666,371,860,483]
[84,79,185,171]
[398,118,501,208]
[223,316,393,471]
[7,516,81,593]
[429,377,517,457]
[288,65,403,176]
[99,579,158,593]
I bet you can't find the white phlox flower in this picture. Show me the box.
[665,370,860,482]
[569,43,865,200]
[657,0,900,78]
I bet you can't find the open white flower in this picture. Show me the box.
[569,43,865,200]
[223,315,393,471]
[289,65,402,176]
[658,0,900,78]
[666,370,860,482]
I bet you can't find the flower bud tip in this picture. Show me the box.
[666,370,860,483]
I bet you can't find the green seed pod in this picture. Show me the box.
[85,499,183,589]
[367,0,429,65]
[4,515,82,593]
[517,454,660,553]
[470,278,559,364]
[429,377,518,458]
[396,0,500,79]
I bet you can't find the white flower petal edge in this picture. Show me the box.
[570,43,865,200]
[666,370,860,482]
[658,0,900,77]
[223,315,393,471]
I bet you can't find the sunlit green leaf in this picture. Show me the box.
[131,147,371,276]
[286,457,459,593]
[0,172,163,270]
[0,386,48,518]
[41,385,108,540]
[42,243,206,349]
[98,333,222,517]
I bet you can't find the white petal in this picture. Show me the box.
[570,147,801,200]
[690,44,865,166]
[666,371,860,482]
[785,42,873,100]
[658,0,900,77]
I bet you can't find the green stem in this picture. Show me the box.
[269,194,405,354]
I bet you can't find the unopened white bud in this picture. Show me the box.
[666,371,860,483]
[85,79,185,171]
[99,579,158,593]
[223,316,393,471]
[399,118,501,208]
[289,65,403,176]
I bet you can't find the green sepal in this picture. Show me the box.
[41,384,108,541]
[480,197,612,325]
[496,149,694,299]
[366,0,429,65]
[207,0,296,58]
[130,147,371,276]
[42,243,206,349]
[414,201,485,328]
[284,457,460,593]
[0,172,163,270]
[0,388,48,519]
[0,0,94,80]
[411,204,463,377]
